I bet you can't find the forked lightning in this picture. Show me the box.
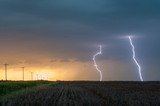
[128,36,143,81]
[93,45,103,81]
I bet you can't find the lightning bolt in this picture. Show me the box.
[128,36,143,81]
[93,45,102,81]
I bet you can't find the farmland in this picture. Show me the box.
[0,81,160,106]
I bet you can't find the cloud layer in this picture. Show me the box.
[0,0,160,80]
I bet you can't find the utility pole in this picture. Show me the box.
[4,64,8,81]
[22,67,25,81]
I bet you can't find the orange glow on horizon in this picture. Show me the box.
[0,60,92,81]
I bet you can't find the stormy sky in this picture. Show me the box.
[0,0,160,81]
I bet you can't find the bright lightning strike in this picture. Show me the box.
[128,36,143,81]
[93,45,103,81]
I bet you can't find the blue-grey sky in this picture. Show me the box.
[0,0,159,81]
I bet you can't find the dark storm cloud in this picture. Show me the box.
[0,0,160,59]
[0,0,160,80]
[1,0,160,35]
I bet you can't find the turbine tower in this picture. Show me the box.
[4,64,8,81]
[36,74,39,80]
[22,67,25,81]
[31,72,33,80]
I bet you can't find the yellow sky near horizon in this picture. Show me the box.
[0,60,95,81]
[0,58,135,81]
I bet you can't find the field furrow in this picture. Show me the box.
[0,81,159,106]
